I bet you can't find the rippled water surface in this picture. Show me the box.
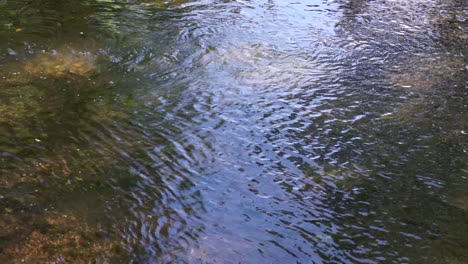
[0,0,467,263]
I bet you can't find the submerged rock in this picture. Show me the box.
[450,192,468,211]
[388,56,465,92]
[0,211,126,263]
[24,50,96,79]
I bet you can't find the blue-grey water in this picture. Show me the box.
[0,0,467,263]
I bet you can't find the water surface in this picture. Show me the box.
[0,0,467,263]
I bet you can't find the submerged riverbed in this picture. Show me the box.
[0,0,467,263]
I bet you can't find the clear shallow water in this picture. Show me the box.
[0,0,467,263]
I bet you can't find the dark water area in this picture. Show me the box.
[0,0,467,263]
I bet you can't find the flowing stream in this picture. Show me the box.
[0,0,467,263]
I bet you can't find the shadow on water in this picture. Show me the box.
[0,1,206,263]
[0,0,467,263]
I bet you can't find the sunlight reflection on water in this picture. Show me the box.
[0,0,467,263]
